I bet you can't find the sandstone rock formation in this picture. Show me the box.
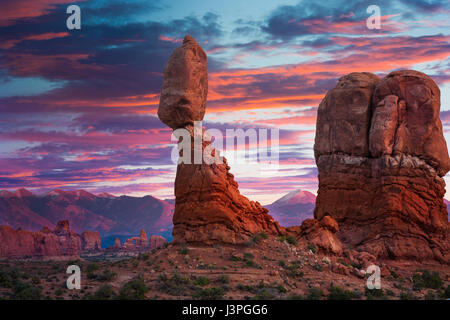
[297,216,342,255]
[81,230,102,251]
[149,235,167,250]
[0,220,101,258]
[314,70,450,262]
[158,35,282,244]
[158,35,207,130]
[122,229,149,250]
[113,237,121,249]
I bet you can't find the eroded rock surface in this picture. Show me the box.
[158,35,282,244]
[314,70,450,262]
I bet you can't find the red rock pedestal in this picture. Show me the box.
[314,70,450,262]
[158,36,282,244]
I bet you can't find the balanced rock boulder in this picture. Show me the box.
[158,35,282,244]
[158,35,207,130]
[314,70,450,262]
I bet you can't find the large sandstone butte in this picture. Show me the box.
[314,70,450,262]
[158,35,282,244]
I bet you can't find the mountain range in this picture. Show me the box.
[266,190,316,227]
[0,188,173,240]
[1,188,448,241]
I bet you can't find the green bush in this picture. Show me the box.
[278,235,297,246]
[217,275,230,284]
[307,243,316,253]
[365,288,387,300]
[85,263,99,274]
[193,287,226,300]
[157,273,190,296]
[327,285,354,300]
[412,270,443,290]
[118,278,149,300]
[249,232,268,245]
[90,285,116,300]
[12,280,42,300]
[178,243,189,255]
[194,276,210,287]
[306,287,323,300]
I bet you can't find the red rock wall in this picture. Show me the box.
[314,70,450,262]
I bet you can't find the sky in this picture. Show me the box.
[0,0,449,204]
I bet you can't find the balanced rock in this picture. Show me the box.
[158,35,208,129]
[314,70,450,262]
[158,35,283,244]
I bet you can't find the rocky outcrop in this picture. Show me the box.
[122,229,149,250]
[0,220,101,258]
[297,216,342,255]
[81,230,101,251]
[314,70,450,262]
[149,235,167,250]
[158,35,282,244]
[113,237,121,249]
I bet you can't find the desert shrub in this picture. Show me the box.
[216,275,230,284]
[85,263,99,274]
[307,243,316,253]
[193,287,226,300]
[157,273,190,296]
[242,253,260,268]
[140,253,150,261]
[12,280,42,300]
[194,276,210,287]
[412,270,442,290]
[313,263,323,272]
[247,232,268,247]
[31,277,40,285]
[93,269,117,282]
[178,243,189,255]
[243,252,254,260]
[306,287,323,300]
[229,254,241,261]
[118,277,148,300]
[278,235,297,246]
[90,285,116,300]
[365,288,387,300]
[327,285,354,300]
[389,270,399,279]
[0,268,13,288]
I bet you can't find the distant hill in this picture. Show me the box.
[0,188,174,238]
[266,190,316,227]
